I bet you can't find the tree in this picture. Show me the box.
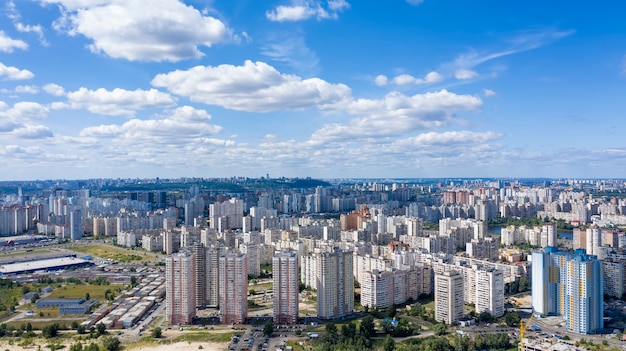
[42,323,59,338]
[101,336,121,351]
[504,312,520,327]
[383,334,395,351]
[359,315,376,338]
[85,343,100,351]
[77,325,86,334]
[151,327,162,338]
[263,320,274,337]
[381,320,394,334]
[518,277,529,292]
[478,311,492,323]
[325,322,338,341]
[71,321,79,330]
[85,292,90,301]
[96,322,107,336]
[70,342,83,351]
[433,323,447,336]
[386,304,397,318]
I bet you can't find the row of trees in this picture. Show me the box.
[401,332,509,351]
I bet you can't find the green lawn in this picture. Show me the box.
[48,284,123,301]
[172,331,236,343]
[69,244,147,262]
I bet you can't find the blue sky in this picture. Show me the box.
[1,0,626,180]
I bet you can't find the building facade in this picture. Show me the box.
[434,270,464,324]
[273,250,299,324]
[166,251,196,325]
[316,249,354,320]
[219,252,248,324]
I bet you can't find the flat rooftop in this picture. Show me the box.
[0,257,93,275]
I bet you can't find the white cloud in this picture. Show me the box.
[43,83,66,96]
[3,102,49,120]
[311,89,483,142]
[0,62,34,80]
[0,30,28,52]
[267,5,315,21]
[6,1,47,46]
[266,0,350,22]
[10,124,53,138]
[0,101,52,139]
[45,0,228,62]
[152,60,352,112]
[381,71,443,86]
[395,131,502,146]
[392,74,416,85]
[449,28,574,72]
[77,106,231,164]
[14,85,39,94]
[374,75,388,86]
[422,71,444,84]
[483,89,496,97]
[64,87,176,116]
[454,69,478,80]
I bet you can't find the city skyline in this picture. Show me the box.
[2,1,626,180]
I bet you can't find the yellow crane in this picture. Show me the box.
[519,310,534,351]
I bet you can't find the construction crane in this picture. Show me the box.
[519,310,534,351]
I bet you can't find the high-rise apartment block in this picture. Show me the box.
[273,250,299,324]
[210,198,244,232]
[434,271,464,324]
[475,266,504,318]
[315,249,354,320]
[219,252,248,324]
[565,254,603,334]
[531,248,603,334]
[166,251,196,325]
[531,248,560,316]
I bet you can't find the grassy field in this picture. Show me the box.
[0,248,55,261]
[48,283,123,301]
[171,331,237,343]
[70,244,148,262]
[6,318,85,330]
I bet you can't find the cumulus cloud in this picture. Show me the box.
[0,30,28,52]
[44,0,228,62]
[395,131,502,146]
[0,101,52,139]
[454,69,478,80]
[78,106,231,160]
[311,89,483,142]
[152,60,351,112]
[483,89,496,97]
[14,85,39,94]
[64,87,176,116]
[43,83,66,96]
[374,75,389,86]
[3,101,49,120]
[11,124,53,139]
[375,72,442,86]
[266,0,350,22]
[0,62,34,80]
